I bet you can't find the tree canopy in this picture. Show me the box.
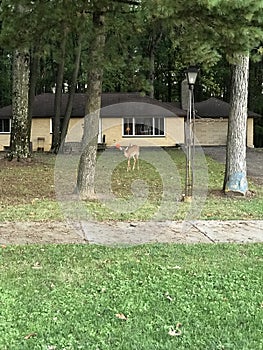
[0,0,262,106]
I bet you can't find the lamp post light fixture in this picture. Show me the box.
[186,66,199,86]
[184,66,199,203]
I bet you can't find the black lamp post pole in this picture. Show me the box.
[184,66,198,203]
[185,85,194,201]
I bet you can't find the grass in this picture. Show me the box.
[0,149,262,222]
[0,150,262,349]
[0,243,262,349]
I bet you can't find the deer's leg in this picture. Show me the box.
[132,155,136,170]
[127,158,131,171]
[133,155,139,170]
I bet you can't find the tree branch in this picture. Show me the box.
[112,0,140,5]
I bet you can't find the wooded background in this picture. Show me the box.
[0,0,262,146]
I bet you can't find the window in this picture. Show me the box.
[0,119,10,133]
[123,117,164,137]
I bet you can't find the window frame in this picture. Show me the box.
[122,116,165,137]
[0,118,11,133]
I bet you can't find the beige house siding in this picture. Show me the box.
[66,118,84,142]
[31,118,52,151]
[195,118,228,146]
[166,117,184,145]
[0,118,52,151]
[247,118,254,148]
[0,114,255,152]
[101,118,122,145]
[0,133,10,151]
[195,117,254,147]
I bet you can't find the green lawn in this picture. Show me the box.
[0,151,262,349]
[0,244,262,349]
[0,149,262,222]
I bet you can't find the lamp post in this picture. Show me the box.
[184,66,199,202]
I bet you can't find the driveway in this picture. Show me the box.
[203,146,263,185]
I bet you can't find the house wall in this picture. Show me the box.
[195,118,228,146]
[102,117,184,147]
[195,117,254,147]
[31,118,52,151]
[101,118,122,145]
[0,117,52,151]
[1,115,254,152]
[0,133,10,151]
[65,118,84,142]
[247,118,254,148]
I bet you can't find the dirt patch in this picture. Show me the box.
[0,221,85,244]
[0,153,56,206]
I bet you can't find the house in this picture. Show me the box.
[194,97,259,147]
[0,93,186,151]
[0,93,260,152]
[168,96,259,148]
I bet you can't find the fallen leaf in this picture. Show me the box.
[164,292,173,302]
[1,244,7,249]
[116,313,128,320]
[24,332,37,339]
[168,328,181,336]
[168,329,182,337]
[32,262,42,269]
[168,323,182,337]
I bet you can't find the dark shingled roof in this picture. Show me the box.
[0,92,187,118]
[195,97,261,118]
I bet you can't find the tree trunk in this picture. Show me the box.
[223,53,249,195]
[77,11,106,200]
[60,34,82,147]
[9,49,31,160]
[51,27,67,154]
[167,54,172,102]
[147,25,162,99]
[28,49,39,147]
[148,44,155,98]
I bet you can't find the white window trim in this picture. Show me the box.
[122,116,165,137]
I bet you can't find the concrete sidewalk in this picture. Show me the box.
[0,220,262,245]
[76,220,263,245]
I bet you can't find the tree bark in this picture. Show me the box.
[147,23,162,99]
[76,10,106,200]
[51,27,67,153]
[9,49,31,160]
[28,49,39,147]
[223,53,249,195]
[148,43,155,99]
[60,34,82,147]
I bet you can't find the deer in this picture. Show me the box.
[116,143,140,171]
